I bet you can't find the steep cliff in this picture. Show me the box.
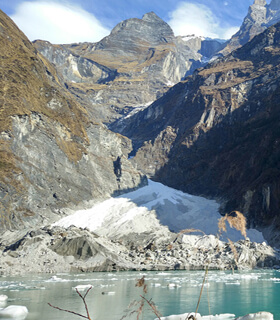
[34,13,224,124]
[119,22,280,245]
[0,10,145,232]
[221,0,280,55]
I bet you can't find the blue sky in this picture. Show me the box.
[0,0,271,43]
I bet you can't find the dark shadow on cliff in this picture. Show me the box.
[152,84,280,233]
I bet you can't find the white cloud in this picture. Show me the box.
[168,2,239,40]
[11,1,110,44]
[222,26,239,39]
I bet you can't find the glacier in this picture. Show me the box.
[54,180,265,243]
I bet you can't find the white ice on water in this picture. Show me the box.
[54,180,265,242]
[0,305,28,319]
[73,284,92,291]
[160,313,235,320]
[160,312,273,320]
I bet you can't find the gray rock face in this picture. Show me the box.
[34,13,224,125]
[6,113,146,230]
[0,9,146,232]
[118,22,280,246]
[221,0,280,55]
[101,11,174,53]
[34,40,117,85]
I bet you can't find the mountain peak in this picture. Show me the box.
[253,0,267,6]
[142,12,162,23]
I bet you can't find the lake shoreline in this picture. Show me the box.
[0,225,280,276]
[0,269,279,320]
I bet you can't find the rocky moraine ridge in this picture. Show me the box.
[1,0,280,275]
[0,225,279,275]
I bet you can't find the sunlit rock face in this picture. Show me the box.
[221,0,280,55]
[34,12,224,125]
[0,9,146,231]
[118,22,280,246]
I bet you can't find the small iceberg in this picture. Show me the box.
[46,276,65,282]
[73,284,92,291]
[167,283,181,288]
[236,312,274,320]
[151,283,161,287]
[0,297,7,303]
[0,305,28,319]
[159,312,273,320]
[0,295,8,308]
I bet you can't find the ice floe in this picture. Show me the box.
[160,312,235,320]
[0,305,28,319]
[73,284,92,291]
[160,312,273,320]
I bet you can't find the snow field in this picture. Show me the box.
[54,180,265,243]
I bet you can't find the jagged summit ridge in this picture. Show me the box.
[220,0,280,54]
[108,11,174,47]
[142,11,164,23]
[253,0,266,6]
[35,10,223,125]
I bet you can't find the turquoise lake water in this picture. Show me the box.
[1,269,280,320]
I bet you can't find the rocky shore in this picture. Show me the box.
[0,225,279,276]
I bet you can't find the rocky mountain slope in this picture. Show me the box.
[2,1,280,275]
[118,22,280,246]
[34,12,223,124]
[0,9,145,232]
[221,0,280,55]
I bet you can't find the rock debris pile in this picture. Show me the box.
[0,226,279,275]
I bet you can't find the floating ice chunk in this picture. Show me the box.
[0,296,7,302]
[269,278,280,281]
[151,283,161,287]
[73,284,92,291]
[161,313,233,320]
[46,276,69,282]
[160,313,235,320]
[0,305,28,319]
[201,315,235,320]
[160,312,273,320]
[0,296,8,308]
[235,312,274,320]
[167,283,181,288]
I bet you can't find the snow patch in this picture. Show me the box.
[54,180,265,243]
[124,101,154,120]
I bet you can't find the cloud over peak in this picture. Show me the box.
[11,1,110,44]
[168,1,239,39]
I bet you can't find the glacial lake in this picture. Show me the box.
[1,269,280,320]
